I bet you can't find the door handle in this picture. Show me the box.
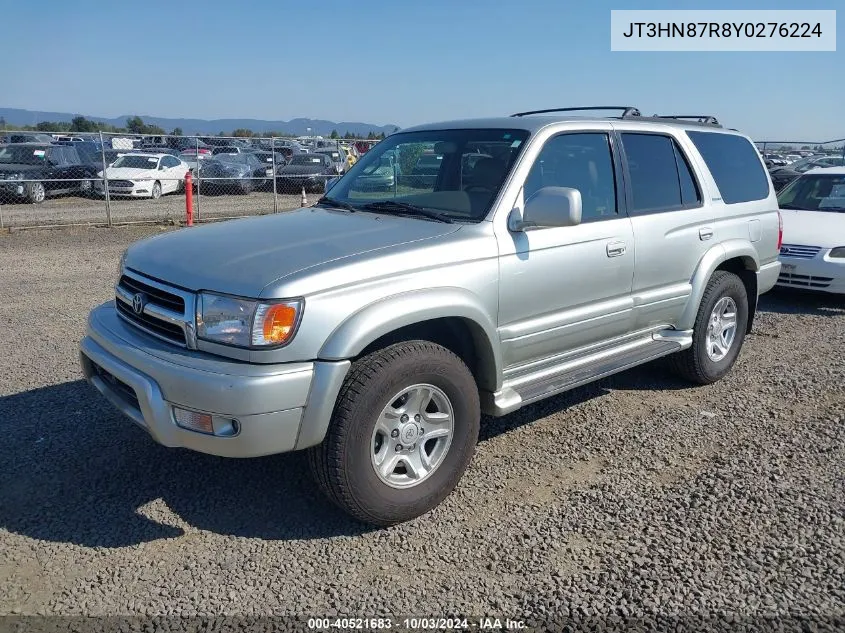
[699,227,714,241]
[606,241,627,257]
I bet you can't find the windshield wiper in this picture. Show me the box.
[316,196,358,212]
[361,200,454,224]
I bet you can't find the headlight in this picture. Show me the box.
[196,292,302,348]
[830,247,845,258]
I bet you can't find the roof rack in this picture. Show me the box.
[651,115,721,126]
[510,106,642,118]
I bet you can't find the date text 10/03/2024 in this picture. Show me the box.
[307,617,527,630]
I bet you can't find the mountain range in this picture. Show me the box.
[0,107,399,136]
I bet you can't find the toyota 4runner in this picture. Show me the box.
[80,107,782,526]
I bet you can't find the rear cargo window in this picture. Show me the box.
[687,131,770,204]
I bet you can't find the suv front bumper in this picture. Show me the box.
[79,302,349,458]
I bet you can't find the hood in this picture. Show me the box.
[124,206,462,297]
[0,163,47,174]
[780,208,845,249]
[105,167,160,181]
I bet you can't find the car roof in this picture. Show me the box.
[805,166,845,175]
[400,115,739,135]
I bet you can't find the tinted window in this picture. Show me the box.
[675,143,701,207]
[524,133,617,221]
[687,131,770,204]
[622,133,686,213]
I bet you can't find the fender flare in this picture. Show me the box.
[318,287,502,391]
[678,240,760,330]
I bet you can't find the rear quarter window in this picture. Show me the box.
[687,131,770,204]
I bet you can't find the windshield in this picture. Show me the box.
[290,155,325,166]
[112,155,160,169]
[214,153,248,164]
[778,174,845,212]
[0,145,51,165]
[321,128,530,222]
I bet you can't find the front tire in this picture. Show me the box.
[669,270,749,385]
[150,181,162,200]
[309,341,480,526]
[26,182,46,204]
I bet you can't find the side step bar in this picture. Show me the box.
[482,330,692,417]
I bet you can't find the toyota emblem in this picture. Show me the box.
[132,293,146,315]
[780,247,790,255]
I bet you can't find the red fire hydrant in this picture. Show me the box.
[185,171,193,226]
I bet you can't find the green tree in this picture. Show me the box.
[71,116,99,133]
[330,129,339,139]
[0,116,6,131]
[36,121,70,133]
[232,128,254,137]
[125,116,147,134]
[171,127,183,136]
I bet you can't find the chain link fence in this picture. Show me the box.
[0,132,381,229]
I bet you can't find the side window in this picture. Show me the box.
[163,156,179,168]
[687,131,770,204]
[621,133,700,214]
[524,133,618,222]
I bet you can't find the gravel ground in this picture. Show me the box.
[0,188,310,228]
[0,225,843,631]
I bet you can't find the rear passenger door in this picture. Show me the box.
[616,129,715,330]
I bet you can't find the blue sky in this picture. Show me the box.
[1,0,841,140]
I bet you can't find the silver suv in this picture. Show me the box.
[80,106,782,526]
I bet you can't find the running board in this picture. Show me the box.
[482,330,692,416]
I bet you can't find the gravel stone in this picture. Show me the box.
[0,225,843,630]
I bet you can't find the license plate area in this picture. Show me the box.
[781,263,797,272]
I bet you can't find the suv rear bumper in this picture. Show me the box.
[79,302,349,458]
[757,260,782,295]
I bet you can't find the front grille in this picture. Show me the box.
[116,273,191,347]
[92,362,140,411]
[116,300,187,344]
[108,180,134,188]
[777,272,833,288]
[119,275,185,312]
[780,244,821,259]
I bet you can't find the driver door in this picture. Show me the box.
[496,130,635,370]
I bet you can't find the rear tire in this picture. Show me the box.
[669,270,749,385]
[308,341,480,526]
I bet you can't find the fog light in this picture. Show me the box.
[173,407,214,434]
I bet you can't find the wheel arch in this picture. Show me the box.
[318,289,502,393]
[679,241,760,331]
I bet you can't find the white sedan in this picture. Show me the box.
[94,153,189,199]
[776,166,845,294]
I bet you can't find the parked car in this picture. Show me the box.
[211,146,250,156]
[314,148,346,174]
[53,135,86,143]
[80,108,781,526]
[769,156,845,191]
[3,133,56,144]
[250,150,287,168]
[197,152,273,194]
[275,153,337,193]
[94,152,188,199]
[138,145,182,157]
[776,166,845,294]
[0,143,99,203]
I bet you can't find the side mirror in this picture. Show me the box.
[509,186,582,231]
[325,176,340,192]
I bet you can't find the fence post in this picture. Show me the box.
[272,137,278,213]
[195,137,202,222]
[99,131,112,227]
[0,202,4,230]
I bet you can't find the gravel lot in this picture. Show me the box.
[0,225,843,630]
[0,189,309,228]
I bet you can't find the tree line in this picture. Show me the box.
[0,115,392,140]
